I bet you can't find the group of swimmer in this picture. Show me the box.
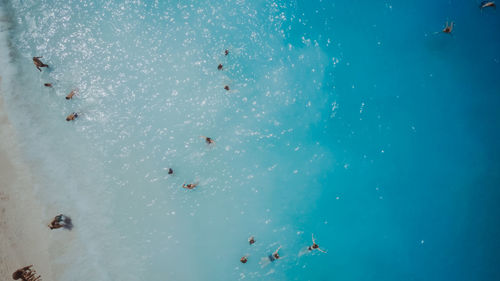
[33,54,218,192]
[441,1,496,34]
[32,57,79,121]
[30,46,330,275]
[178,136,215,189]
[15,56,78,281]
[238,2,497,266]
[220,49,231,91]
[239,234,326,265]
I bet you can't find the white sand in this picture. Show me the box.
[0,80,55,280]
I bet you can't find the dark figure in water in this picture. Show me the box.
[32,56,48,72]
[308,234,327,253]
[182,183,198,189]
[200,136,215,145]
[240,256,248,263]
[168,168,174,175]
[217,64,223,70]
[268,246,281,262]
[44,83,52,87]
[224,85,230,91]
[12,265,41,281]
[66,89,77,100]
[225,49,229,56]
[442,21,454,34]
[66,112,78,121]
[249,236,255,245]
[12,265,32,279]
[480,1,496,9]
[48,214,73,230]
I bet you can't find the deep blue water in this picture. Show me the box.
[1,0,499,280]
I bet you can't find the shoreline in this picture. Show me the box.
[0,84,55,280]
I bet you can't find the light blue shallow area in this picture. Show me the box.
[1,0,500,280]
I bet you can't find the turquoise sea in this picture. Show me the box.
[1,0,499,280]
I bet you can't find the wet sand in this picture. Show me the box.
[0,86,54,280]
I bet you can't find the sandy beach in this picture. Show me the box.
[0,84,54,280]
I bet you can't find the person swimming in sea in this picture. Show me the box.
[48,214,73,230]
[168,168,174,175]
[240,256,248,263]
[12,265,33,280]
[44,83,52,87]
[268,246,281,262]
[200,136,215,145]
[480,1,496,9]
[66,112,78,121]
[217,64,223,70]
[12,265,41,281]
[260,245,282,267]
[308,234,327,253]
[224,85,230,91]
[249,236,255,245]
[182,182,198,189]
[32,56,48,71]
[225,49,229,56]
[66,89,77,100]
[442,21,454,34]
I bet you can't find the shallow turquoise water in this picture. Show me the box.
[1,0,499,280]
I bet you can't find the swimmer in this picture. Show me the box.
[217,64,223,70]
[240,256,248,263]
[44,83,52,87]
[48,214,72,230]
[224,85,230,91]
[12,265,32,280]
[225,49,229,56]
[66,112,78,121]
[168,168,174,175]
[48,215,63,230]
[182,182,198,189]
[200,136,215,145]
[308,234,327,253]
[32,56,48,71]
[480,1,496,9]
[442,21,454,34]
[249,236,255,245]
[268,246,281,262]
[12,265,40,281]
[66,89,77,100]
[48,221,63,230]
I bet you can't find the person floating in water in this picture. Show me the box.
[480,1,496,9]
[442,21,454,34]
[217,64,223,70]
[168,168,174,175]
[240,256,248,263]
[12,265,41,281]
[200,136,215,145]
[12,265,33,280]
[48,214,73,230]
[44,83,52,87]
[66,112,78,121]
[268,246,281,262]
[32,56,48,72]
[249,236,255,245]
[308,234,327,253]
[225,49,229,56]
[224,85,230,91]
[66,89,77,100]
[182,182,198,189]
